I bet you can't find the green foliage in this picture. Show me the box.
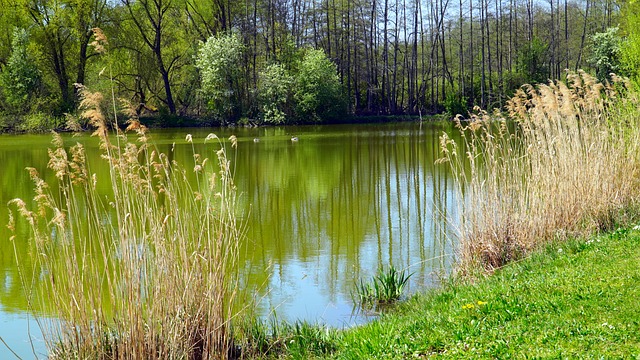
[590,27,623,82]
[0,28,42,113]
[515,37,549,84]
[443,91,468,118]
[238,317,337,358]
[18,113,64,132]
[0,0,628,129]
[196,33,245,121]
[293,48,346,122]
[353,266,412,309]
[621,2,640,81]
[258,63,293,124]
[255,49,345,124]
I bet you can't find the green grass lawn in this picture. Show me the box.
[263,228,640,359]
[331,228,640,359]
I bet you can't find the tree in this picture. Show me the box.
[25,0,74,111]
[0,0,627,124]
[68,0,108,88]
[516,37,550,84]
[620,1,640,81]
[121,0,183,114]
[258,63,293,124]
[293,48,345,121]
[589,27,622,83]
[0,28,42,113]
[196,32,245,121]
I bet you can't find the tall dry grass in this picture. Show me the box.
[8,29,244,359]
[440,71,640,273]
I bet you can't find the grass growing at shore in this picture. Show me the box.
[440,71,640,272]
[332,225,640,358]
[9,80,245,358]
[232,226,640,358]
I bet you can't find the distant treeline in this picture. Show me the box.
[0,0,635,127]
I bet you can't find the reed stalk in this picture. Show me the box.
[440,71,640,273]
[8,28,244,359]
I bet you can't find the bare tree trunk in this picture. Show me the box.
[564,0,569,70]
[382,0,389,113]
[575,0,590,71]
[480,0,487,108]
[392,0,400,112]
[550,0,555,79]
[459,0,465,98]
[485,0,492,107]
[122,0,177,114]
[470,0,474,105]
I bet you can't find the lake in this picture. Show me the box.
[0,121,462,358]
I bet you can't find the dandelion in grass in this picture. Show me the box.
[462,303,475,310]
[477,301,487,306]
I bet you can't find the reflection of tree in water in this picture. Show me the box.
[233,123,463,317]
[0,139,57,314]
[0,134,101,313]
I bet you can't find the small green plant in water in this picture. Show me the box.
[353,266,412,310]
[237,317,337,358]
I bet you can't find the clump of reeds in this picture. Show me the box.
[235,317,337,358]
[440,71,640,273]
[352,266,412,310]
[8,29,244,359]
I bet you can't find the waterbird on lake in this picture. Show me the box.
[253,138,260,143]
[291,136,299,142]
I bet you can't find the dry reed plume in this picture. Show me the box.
[9,28,244,359]
[440,71,640,273]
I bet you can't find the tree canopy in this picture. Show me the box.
[0,0,634,127]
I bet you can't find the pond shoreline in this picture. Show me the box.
[0,113,451,134]
[244,227,640,358]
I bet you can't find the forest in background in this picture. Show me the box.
[0,0,637,128]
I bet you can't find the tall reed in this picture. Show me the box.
[440,71,640,273]
[8,30,244,359]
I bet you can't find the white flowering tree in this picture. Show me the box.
[196,33,245,121]
[258,63,293,124]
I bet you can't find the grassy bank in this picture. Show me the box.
[257,227,640,358]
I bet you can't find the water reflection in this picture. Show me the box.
[227,122,460,324]
[0,122,462,354]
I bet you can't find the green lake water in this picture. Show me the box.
[0,121,462,358]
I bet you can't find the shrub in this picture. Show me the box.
[258,63,293,124]
[293,49,346,122]
[589,27,622,83]
[196,33,245,121]
[444,91,468,118]
[0,28,43,113]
